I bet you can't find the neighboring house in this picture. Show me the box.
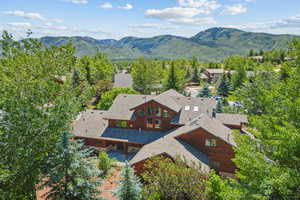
[113,72,133,88]
[73,89,248,175]
[203,68,225,82]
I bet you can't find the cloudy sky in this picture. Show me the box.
[1,0,300,40]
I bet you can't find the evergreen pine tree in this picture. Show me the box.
[165,62,179,91]
[114,162,142,200]
[41,133,103,200]
[217,74,230,96]
[216,99,224,113]
[72,69,80,88]
[197,84,212,98]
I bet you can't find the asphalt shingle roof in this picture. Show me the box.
[104,94,150,120]
[73,110,108,139]
[113,73,133,88]
[216,113,248,126]
[129,137,210,172]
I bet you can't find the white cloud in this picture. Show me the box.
[227,14,300,30]
[5,10,45,20]
[146,7,203,19]
[178,0,221,14]
[64,0,88,4]
[145,7,217,25]
[168,17,217,25]
[222,4,247,15]
[129,24,162,28]
[119,4,133,10]
[7,22,32,28]
[101,2,113,9]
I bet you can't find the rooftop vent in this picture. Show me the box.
[194,106,199,112]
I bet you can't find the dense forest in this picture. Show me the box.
[0,30,300,200]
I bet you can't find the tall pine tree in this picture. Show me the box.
[114,162,142,200]
[165,62,179,91]
[217,74,230,96]
[41,133,103,200]
[197,84,212,98]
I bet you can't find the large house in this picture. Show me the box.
[73,89,248,175]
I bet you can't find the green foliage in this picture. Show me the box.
[217,74,231,96]
[98,151,113,177]
[235,72,279,114]
[165,62,179,91]
[97,87,139,110]
[230,68,247,90]
[131,58,162,94]
[142,156,208,200]
[205,171,246,200]
[77,53,114,85]
[209,40,300,200]
[40,133,103,200]
[197,84,212,98]
[114,162,142,200]
[0,31,84,199]
[216,99,224,113]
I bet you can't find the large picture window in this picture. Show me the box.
[162,109,168,118]
[147,106,153,116]
[155,107,161,117]
[205,139,217,147]
[154,119,161,129]
[146,118,153,128]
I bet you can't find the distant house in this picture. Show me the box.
[203,68,225,82]
[73,89,248,175]
[113,72,133,89]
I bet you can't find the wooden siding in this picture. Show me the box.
[177,127,236,173]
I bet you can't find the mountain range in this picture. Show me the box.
[40,27,300,62]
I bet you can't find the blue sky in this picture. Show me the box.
[1,0,300,39]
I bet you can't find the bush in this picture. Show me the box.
[96,88,139,110]
[98,151,113,177]
[141,156,208,200]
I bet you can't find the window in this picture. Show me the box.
[210,161,220,169]
[147,106,153,116]
[155,107,161,117]
[205,139,217,147]
[138,109,144,116]
[116,120,127,128]
[154,119,161,129]
[162,110,169,118]
[146,118,153,128]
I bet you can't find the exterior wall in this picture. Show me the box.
[132,100,178,131]
[177,128,236,173]
[76,137,108,148]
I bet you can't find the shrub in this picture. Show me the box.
[141,156,208,200]
[98,151,113,177]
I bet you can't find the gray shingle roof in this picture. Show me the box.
[104,94,150,120]
[113,73,133,88]
[129,137,210,172]
[130,89,183,113]
[73,110,108,139]
[188,114,235,146]
[170,97,217,124]
[216,113,248,126]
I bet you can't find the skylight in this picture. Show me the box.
[194,106,199,111]
[184,106,190,111]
